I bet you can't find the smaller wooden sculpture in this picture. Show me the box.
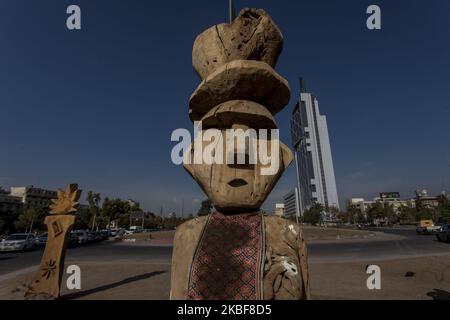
[25,184,81,300]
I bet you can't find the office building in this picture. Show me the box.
[415,190,441,209]
[283,189,300,220]
[10,186,57,209]
[275,203,285,218]
[0,194,23,214]
[347,192,415,216]
[291,79,340,214]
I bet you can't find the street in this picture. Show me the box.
[0,242,172,277]
[308,228,450,263]
[1,228,449,276]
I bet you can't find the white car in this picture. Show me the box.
[110,229,125,237]
[70,230,89,245]
[0,234,35,252]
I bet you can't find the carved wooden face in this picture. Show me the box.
[184,129,293,213]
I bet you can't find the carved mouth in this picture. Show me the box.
[228,179,248,188]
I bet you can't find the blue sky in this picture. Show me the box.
[0,0,449,215]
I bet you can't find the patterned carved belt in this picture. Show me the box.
[187,212,264,300]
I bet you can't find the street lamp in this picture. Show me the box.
[229,0,235,23]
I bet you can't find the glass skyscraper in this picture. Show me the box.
[290,79,340,214]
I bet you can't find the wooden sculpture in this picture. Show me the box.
[171,8,310,300]
[25,184,81,300]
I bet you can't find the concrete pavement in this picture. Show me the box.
[0,228,449,299]
[1,228,448,276]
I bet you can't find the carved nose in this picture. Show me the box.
[227,151,255,170]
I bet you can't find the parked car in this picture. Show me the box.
[110,228,125,238]
[436,224,450,243]
[94,231,103,242]
[35,233,48,247]
[70,230,89,245]
[110,229,119,237]
[86,231,97,242]
[99,230,110,241]
[129,226,144,234]
[416,220,442,235]
[68,233,80,247]
[0,233,35,252]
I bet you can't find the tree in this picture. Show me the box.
[117,214,131,229]
[143,212,159,229]
[366,202,400,225]
[101,197,123,228]
[416,207,434,221]
[197,199,213,217]
[398,205,417,224]
[98,198,142,229]
[87,191,101,231]
[14,207,37,233]
[13,205,49,233]
[303,203,323,226]
[0,208,21,234]
[163,215,179,229]
[438,194,450,209]
[384,203,397,225]
[329,206,340,217]
[366,202,385,224]
[0,218,5,234]
[343,204,363,224]
[74,206,92,230]
[437,195,450,223]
